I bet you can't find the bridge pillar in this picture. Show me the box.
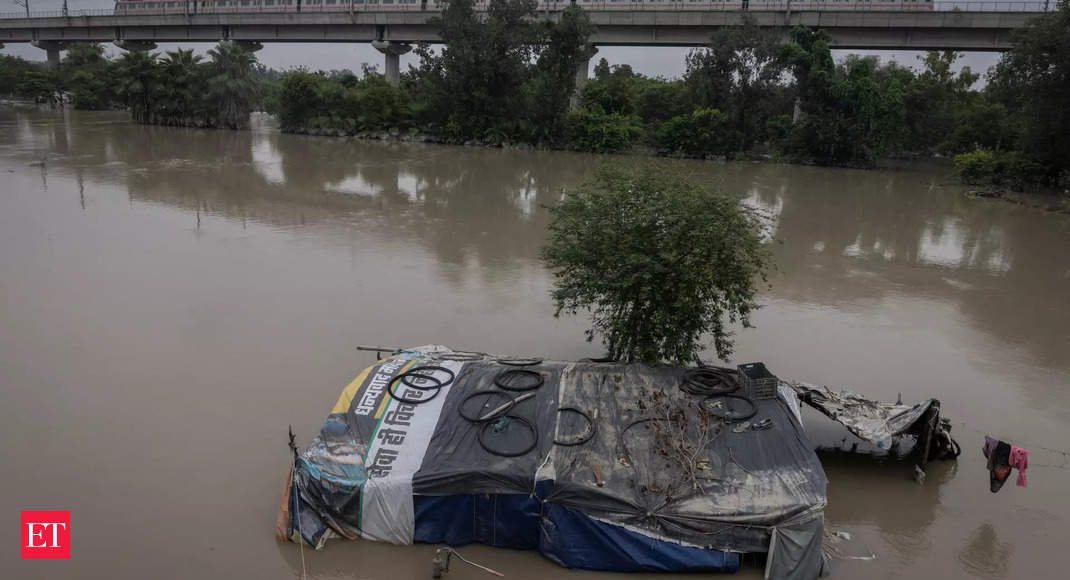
[113,40,158,52]
[570,45,598,111]
[371,40,412,87]
[31,41,65,69]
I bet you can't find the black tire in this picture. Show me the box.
[704,393,757,423]
[386,370,445,405]
[399,365,455,389]
[479,415,538,457]
[553,407,596,447]
[494,369,544,392]
[496,357,543,367]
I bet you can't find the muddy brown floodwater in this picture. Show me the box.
[1,110,1068,580]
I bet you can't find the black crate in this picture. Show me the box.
[737,362,778,400]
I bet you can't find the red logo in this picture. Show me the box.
[21,511,70,559]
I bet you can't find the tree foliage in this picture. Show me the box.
[565,108,641,153]
[541,162,772,365]
[111,42,260,128]
[684,16,789,152]
[269,68,411,135]
[412,0,541,142]
[206,42,259,129]
[656,108,737,158]
[986,0,1070,185]
[782,31,908,167]
[60,43,117,110]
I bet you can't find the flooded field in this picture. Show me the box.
[1,110,1068,579]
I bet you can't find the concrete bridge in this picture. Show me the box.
[0,4,1050,85]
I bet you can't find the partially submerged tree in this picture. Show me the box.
[115,50,159,124]
[205,41,259,130]
[541,162,772,365]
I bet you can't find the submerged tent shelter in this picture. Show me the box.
[279,346,828,579]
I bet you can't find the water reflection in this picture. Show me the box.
[3,109,1069,373]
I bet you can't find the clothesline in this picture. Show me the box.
[961,422,1069,470]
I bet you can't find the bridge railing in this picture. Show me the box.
[0,1,1053,21]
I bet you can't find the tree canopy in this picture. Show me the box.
[541,162,772,365]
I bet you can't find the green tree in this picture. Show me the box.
[656,108,738,158]
[115,50,159,123]
[205,41,259,130]
[541,162,772,364]
[349,74,411,132]
[0,55,44,96]
[60,43,117,110]
[565,108,641,153]
[782,30,907,166]
[685,16,789,152]
[273,70,325,132]
[903,51,979,153]
[157,49,204,125]
[527,4,593,145]
[413,0,540,142]
[635,80,692,126]
[987,0,1070,185]
[15,70,58,102]
[581,62,640,115]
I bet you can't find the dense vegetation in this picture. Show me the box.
[542,161,771,365]
[2,0,1067,187]
[1,41,261,130]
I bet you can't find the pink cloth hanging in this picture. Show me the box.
[1009,446,1029,487]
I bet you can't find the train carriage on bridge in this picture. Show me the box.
[113,0,935,16]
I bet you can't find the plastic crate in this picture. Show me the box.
[738,362,778,400]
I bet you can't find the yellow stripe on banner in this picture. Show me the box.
[374,359,419,419]
[330,364,377,415]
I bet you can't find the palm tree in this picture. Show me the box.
[159,49,204,126]
[205,42,259,130]
[116,50,160,124]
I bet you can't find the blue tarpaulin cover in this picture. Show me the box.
[279,347,827,579]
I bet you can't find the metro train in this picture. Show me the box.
[113,0,935,16]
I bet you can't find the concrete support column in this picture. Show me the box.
[32,41,65,69]
[371,40,412,87]
[570,45,598,111]
[113,40,158,52]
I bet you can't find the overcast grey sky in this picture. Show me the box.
[1,0,1004,80]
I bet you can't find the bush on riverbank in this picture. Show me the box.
[268,68,410,135]
[565,109,642,153]
[656,109,737,158]
[954,149,1047,191]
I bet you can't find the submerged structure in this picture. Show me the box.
[279,346,835,578]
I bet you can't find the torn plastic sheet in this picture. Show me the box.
[280,347,828,578]
[786,381,935,448]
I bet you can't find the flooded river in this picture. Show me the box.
[1,110,1068,579]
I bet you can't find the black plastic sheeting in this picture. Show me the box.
[285,349,828,579]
